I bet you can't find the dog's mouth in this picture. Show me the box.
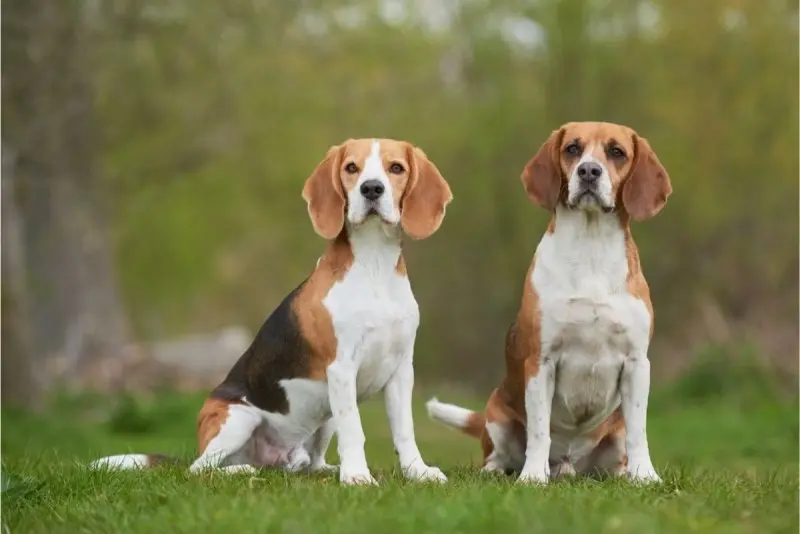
[354,205,398,226]
[568,189,614,213]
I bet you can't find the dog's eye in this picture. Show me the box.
[344,162,359,174]
[608,146,626,159]
[389,163,405,174]
[565,143,581,156]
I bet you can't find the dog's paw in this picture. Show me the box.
[517,468,550,486]
[309,461,339,473]
[551,462,576,479]
[480,462,505,475]
[340,467,378,486]
[286,449,311,473]
[626,463,662,484]
[220,464,258,475]
[404,464,447,483]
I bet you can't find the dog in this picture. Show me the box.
[427,122,671,484]
[91,138,453,486]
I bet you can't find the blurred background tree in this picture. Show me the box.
[2,0,797,406]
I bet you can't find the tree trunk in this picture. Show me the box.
[2,0,131,398]
[1,146,40,409]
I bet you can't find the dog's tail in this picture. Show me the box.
[426,397,485,439]
[88,453,180,470]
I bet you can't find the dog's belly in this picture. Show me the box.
[548,350,623,462]
[253,379,330,449]
[541,294,647,459]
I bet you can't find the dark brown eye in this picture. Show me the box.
[565,142,581,156]
[344,162,359,174]
[389,163,405,174]
[608,146,626,159]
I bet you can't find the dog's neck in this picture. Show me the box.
[347,217,402,273]
[319,217,403,279]
[550,205,627,243]
[540,205,630,291]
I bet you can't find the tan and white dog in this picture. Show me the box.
[91,138,452,486]
[427,122,671,484]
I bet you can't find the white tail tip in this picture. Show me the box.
[426,397,474,430]
[89,454,151,470]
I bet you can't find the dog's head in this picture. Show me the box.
[303,139,452,239]
[521,122,672,221]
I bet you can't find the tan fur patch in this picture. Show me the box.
[291,231,355,381]
[481,388,526,463]
[197,398,243,455]
[501,259,542,418]
[622,219,655,338]
[395,254,407,276]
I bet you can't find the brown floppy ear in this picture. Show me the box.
[302,144,346,239]
[401,146,453,240]
[622,135,672,221]
[521,128,564,210]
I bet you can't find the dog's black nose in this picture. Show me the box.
[577,162,603,183]
[360,180,385,201]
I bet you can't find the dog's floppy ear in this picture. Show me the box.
[302,144,346,239]
[401,145,453,240]
[622,135,672,221]
[521,128,565,211]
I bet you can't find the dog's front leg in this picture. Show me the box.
[384,355,447,483]
[620,354,661,483]
[518,357,555,485]
[327,360,376,486]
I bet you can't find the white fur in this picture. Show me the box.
[425,398,474,430]
[483,421,525,474]
[518,357,555,484]
[89,454,151,470]
[323,217,445,485]
[347,140,400,226]
[566,144,615,210]
[189,402,263,473]
[523,205,660,483]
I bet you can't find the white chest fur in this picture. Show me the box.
[323,219,420,399]
[532,208,651,451]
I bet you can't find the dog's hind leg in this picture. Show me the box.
[305,419,337,472]
[579,423,628,479]
[190,401,262,473]
[482,391,526,475]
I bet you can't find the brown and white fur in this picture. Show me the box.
[91,139,452,486]
[427,122,671,484]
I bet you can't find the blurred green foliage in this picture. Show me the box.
[82,0,797,386]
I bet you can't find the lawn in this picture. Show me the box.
[2,357,798,534]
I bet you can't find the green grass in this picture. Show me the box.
[2,377,798,534]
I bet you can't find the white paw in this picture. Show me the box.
[309,461,339,473]
[517,468,550,485]
[404,464,448,483]
[551,462,576,479]
[626,463,662,484]
[339,467,378,486]
[481,462,505,475]
[220,464,258,475]
[286,450,311,472]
